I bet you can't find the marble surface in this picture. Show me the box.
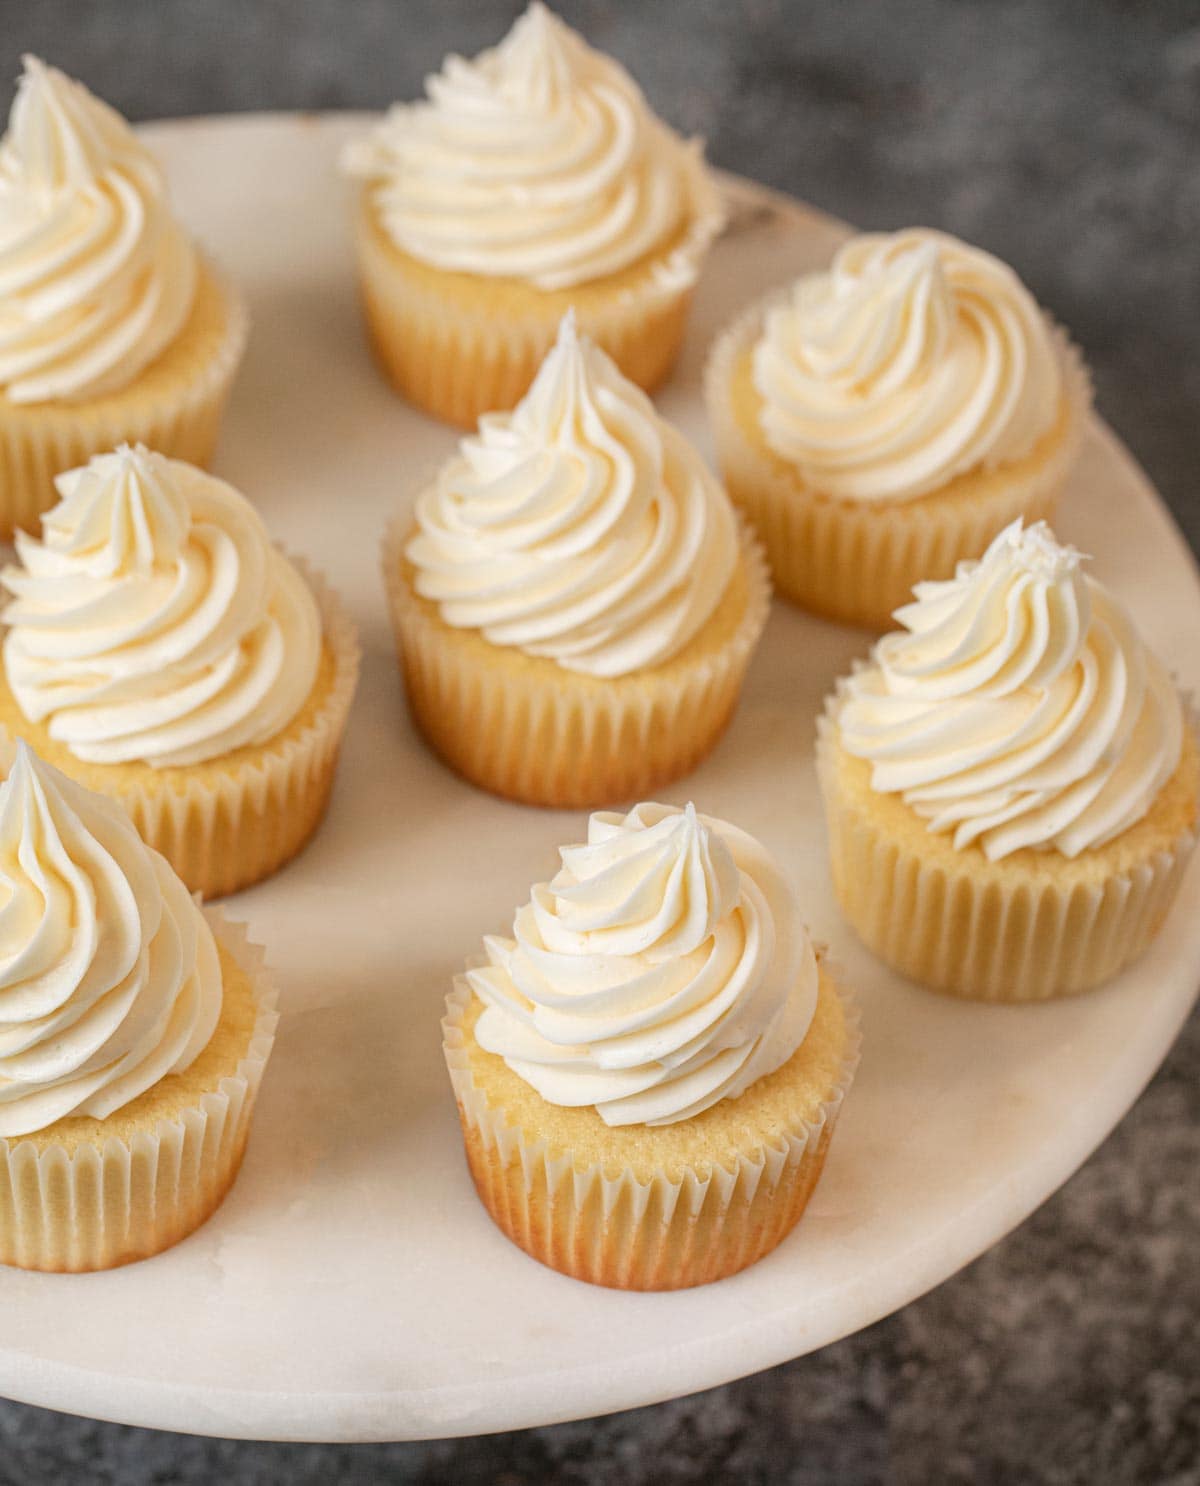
[0,2,1198,1481]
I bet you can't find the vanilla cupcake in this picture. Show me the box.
[444,801,859,1289]
[0,445,360,897]
[383,313,769,807]
[0,742,277,1272]
[707,229,1090,628]
[343,4,724,427]
[817,521,1198,1001]
[0,58,247,539]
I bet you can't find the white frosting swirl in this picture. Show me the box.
[343,4,718,292]
[1,445,322,769]
[0,57,197,405]
[836,521,1184,860]
[469,801,818,1127]
[407,313,737,678]
[0,743,222,1138]
[753,229,1064,503]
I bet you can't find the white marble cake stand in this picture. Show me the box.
[0,115,1196,1444]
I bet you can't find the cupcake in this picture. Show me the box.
[343,3,725,427]
[0,742,278,1272]
[706,228,1090,628]
[443,800,859,1289]
[0,445,360,898]
[382,312,769,808]
[0,58,248,540]
[817,520,1199,1001]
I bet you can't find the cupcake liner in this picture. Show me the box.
[0,260,249,541]
[705,293,1092,630]
[815,701,1200,1001]
[0,910,278,1273]
[353,167,725,428]
[381,514,771,809]
[0,558,361,899]
[110,560,360,898]
[442,970,861,1290]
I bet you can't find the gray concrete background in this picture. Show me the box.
[0,2,1197,1481]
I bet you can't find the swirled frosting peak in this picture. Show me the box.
[469,801,819,1127]
[0,742,222,1138]
[836,520,1184,859]
[342,4,719,291]
[0,56,197,405]
[753,228,1064,503]
[2,445,322,768]
[406,313,738,677]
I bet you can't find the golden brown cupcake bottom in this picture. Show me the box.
[443,967,858,1290]
[382,517,771,809]
[0,262,248,541]
[0,564,360,898]
[353,191,709,427]
[0,916,277,1273]
[817,711,1200,1001]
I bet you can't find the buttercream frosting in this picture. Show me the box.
[0,742,222,1138]
[343,4,719,292]
[753,228,1063,503]
[836,520,1184,859]
[469,801,818,1127]
[0,56,197,405]
[1,445,322,768]
[406,312,738,678]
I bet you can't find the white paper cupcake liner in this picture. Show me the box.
[442,971,861,1290]
[815,698,1199,1001]
[0,259,248,540]
[381,513,771,808]
[353,161,725,427]
[0,910,278,1273]
[0,557,361,899]
[705,291,1092,630]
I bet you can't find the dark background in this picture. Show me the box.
[1,2,1198,1482]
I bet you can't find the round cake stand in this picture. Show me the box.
[0,114,1196,1443]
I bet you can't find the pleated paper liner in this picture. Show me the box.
[443,965,861,1291]
[815,699,1200,1002]
[0,259,249,541]
[352,162,726,428]
[0,558,361,899]
[381,514,771,809]
[0,910,278,1273]
[705,295,1093,630]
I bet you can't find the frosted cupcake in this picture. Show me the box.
[0,58,248,539]
[817,521,1198,1000]
[706,229,1090,628]
[444,801,859,1289]
[0,445,360,897]
[383,313,769,807]
[343,4,724,426]
[0,742,278,1272]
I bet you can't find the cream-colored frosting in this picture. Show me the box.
[469,801,818,1127]
[407,312,737,678]
[1,445,322,769]
[836,520,1184,860]
[753,229,1064,503]
[342,3,720,292]
[0,742,222,1138]
[0,56,197,405]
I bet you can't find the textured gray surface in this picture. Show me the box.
[0,1,1198,1481]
